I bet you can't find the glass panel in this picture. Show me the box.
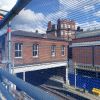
[19,44,22,50]
[33,51,37,57]
[18,51,22,57]
[15,51,18,57]
[51,45,56,56]
[15,43,18,50]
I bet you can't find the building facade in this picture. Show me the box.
[46,19,76,41]
[71,29,100,78]
[0,30,70,86]
[0,30,68,66]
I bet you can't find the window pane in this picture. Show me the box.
[15,43,22,57]
[61,45,65,55]
[15,51,18,57]
[19,51,22,57]
[33,44,38,57]
[19,44,22,50]
[33,45,35,50]
[15,43,18,50]
[51,45,56,56]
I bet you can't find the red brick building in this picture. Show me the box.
[46,19,75,41]
[0,30,68,66]
[71,29,100,78]
[0,30,70,85]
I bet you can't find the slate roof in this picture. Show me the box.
[11,30,66,41]
[12,30,43,38]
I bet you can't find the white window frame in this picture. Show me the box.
[64,24,67,28]
[51,45,56,57]
[61,45,65,56]
[68,25,70,28]
[33,44,39,58]
[15,43,22,58]
[61,31,64,35]
[61,24,63,28]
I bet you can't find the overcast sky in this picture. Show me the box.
[0,0,100,33]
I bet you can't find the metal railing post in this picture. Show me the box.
[7,22,12,73]
[7,22,12,91]
[75,63,77,89]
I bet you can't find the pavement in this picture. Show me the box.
[64,84,100,100]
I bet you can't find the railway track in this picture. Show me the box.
[40,84,76,100]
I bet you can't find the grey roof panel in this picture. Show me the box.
[12,30,43,38]
[76,29,100,38]
[11,30,66,41]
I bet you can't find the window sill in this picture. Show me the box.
[51,55,56,57]
[33,56,38,58]
[14,57,23,59]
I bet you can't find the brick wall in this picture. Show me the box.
[72,36,100,66]
[73,47,92,64]
[11,36,68,66]
[94,46,100,65]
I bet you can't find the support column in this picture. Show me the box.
[96,72,98,78]
[75,67,77,89]
[7,22,12,91]
[23,72,25,81]
[65,64,69,85]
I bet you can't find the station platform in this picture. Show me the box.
[45,84,100,100]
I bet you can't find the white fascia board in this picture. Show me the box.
[71,41,100,47]
[13,61,67,74]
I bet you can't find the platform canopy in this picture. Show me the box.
[0,0,32,29]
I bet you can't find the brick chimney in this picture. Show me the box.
[47,21,52,30]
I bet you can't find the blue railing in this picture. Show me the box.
[0,68,59,100]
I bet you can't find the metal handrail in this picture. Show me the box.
[0,0,32,29]
[0,69,59,100]
[0,82,14,100]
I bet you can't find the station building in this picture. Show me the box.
[0,18,76,87]
[0,30,69,86]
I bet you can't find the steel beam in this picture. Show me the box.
[0,0,32,29]
[0,82,14,100]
